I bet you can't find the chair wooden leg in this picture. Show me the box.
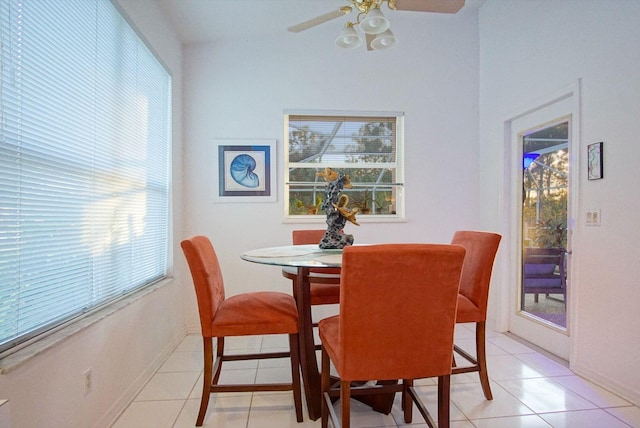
[212,337,225,384]
[437,375,450,428]
[289,334,303,422]
[402,379,413,423]
[476,322,493,400]
[197,337,214,426]
[341,380,351,428]
[321,347,330,428]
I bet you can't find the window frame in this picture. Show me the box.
[283,110,405,223]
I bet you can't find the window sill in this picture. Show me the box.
[0,277,174,374]
[282,215,407,224]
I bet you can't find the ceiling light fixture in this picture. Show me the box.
[335,23,363,49]
[288,0,467,52]
[359,7,390,35]
[334,1,400,51]
[370,29,397,50]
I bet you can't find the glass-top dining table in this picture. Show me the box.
[241,244,395,421]
[241,244,341,420]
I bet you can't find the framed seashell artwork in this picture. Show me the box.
[213,139,277,202]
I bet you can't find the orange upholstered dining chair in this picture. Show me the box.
[292,229,341,306]
[181,235,303,426]
[450,230,501,400]
[319,244,466,428]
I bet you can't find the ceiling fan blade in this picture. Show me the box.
[287,6,352,33]
[393,0,465,14]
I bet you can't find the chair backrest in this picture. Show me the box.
[337,243,466,381]
[450,231,501,315]
[292,229,340,274]
[181,235,226,338]
[292,229,326,245]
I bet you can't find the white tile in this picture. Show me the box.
[452,354,475,370]
[260,333,291,350]
[189,369,257,399]
[471,414,552,428]
[174,334,203,353]
[605,406,640,428]
[496,378,598,413]
[330,398,398,427]
[489,336,537,355]
[247,393,316,427]
[111,400,185,428]
[258,354,291,369]
[486,354,550,380]
[219,367,258,384]
[551,375,632,408]
[513,353,574,377]
[158,350,203,372]
[385,420,477,428]
[454,337,511,358]
[220,356,261,370]
[451,422,477,428]
[135,371,200,401]
[113,317,639,428]
[484,327,507,339]
[454,323,476,340]
[450,381,534,419]
[173,396,251,428]
[451,371,483,385]
[413,377,437,387]
[224,335,263,350]
[540,409,633,428]
[255,365,293,384]
[391,384,467,425]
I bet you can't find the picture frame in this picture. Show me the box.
[213,139,276,202]
[587,142,603,180]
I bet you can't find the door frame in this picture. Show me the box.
[500,80,581,360]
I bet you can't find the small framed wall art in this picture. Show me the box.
[213,139,276,202]
[587,141,603,180]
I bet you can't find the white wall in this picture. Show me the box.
[479,0,640,405]
[182,8,482,330]
[8,0,638,425]
[0,1,187,427]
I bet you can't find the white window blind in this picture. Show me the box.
[0,0,171,353]
[285,111,404,219]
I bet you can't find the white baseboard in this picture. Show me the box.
[0,399,10,428]
[571,361,640,407]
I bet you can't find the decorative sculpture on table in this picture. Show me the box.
[316,168,359,249]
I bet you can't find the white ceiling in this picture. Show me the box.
[155,0,485,45]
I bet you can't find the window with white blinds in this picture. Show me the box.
[285,111,404,219]
[0,0,171,354]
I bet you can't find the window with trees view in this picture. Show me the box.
[284,112,404,220]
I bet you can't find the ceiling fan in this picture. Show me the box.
[287,0,465,51]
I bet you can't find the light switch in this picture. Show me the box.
[586,209,601,226]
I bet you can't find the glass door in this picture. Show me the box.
[521,121,568,328]
[507,90,577,360]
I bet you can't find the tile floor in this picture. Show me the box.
[111,323,640,428]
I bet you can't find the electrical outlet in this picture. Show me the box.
[83,368,93,395]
